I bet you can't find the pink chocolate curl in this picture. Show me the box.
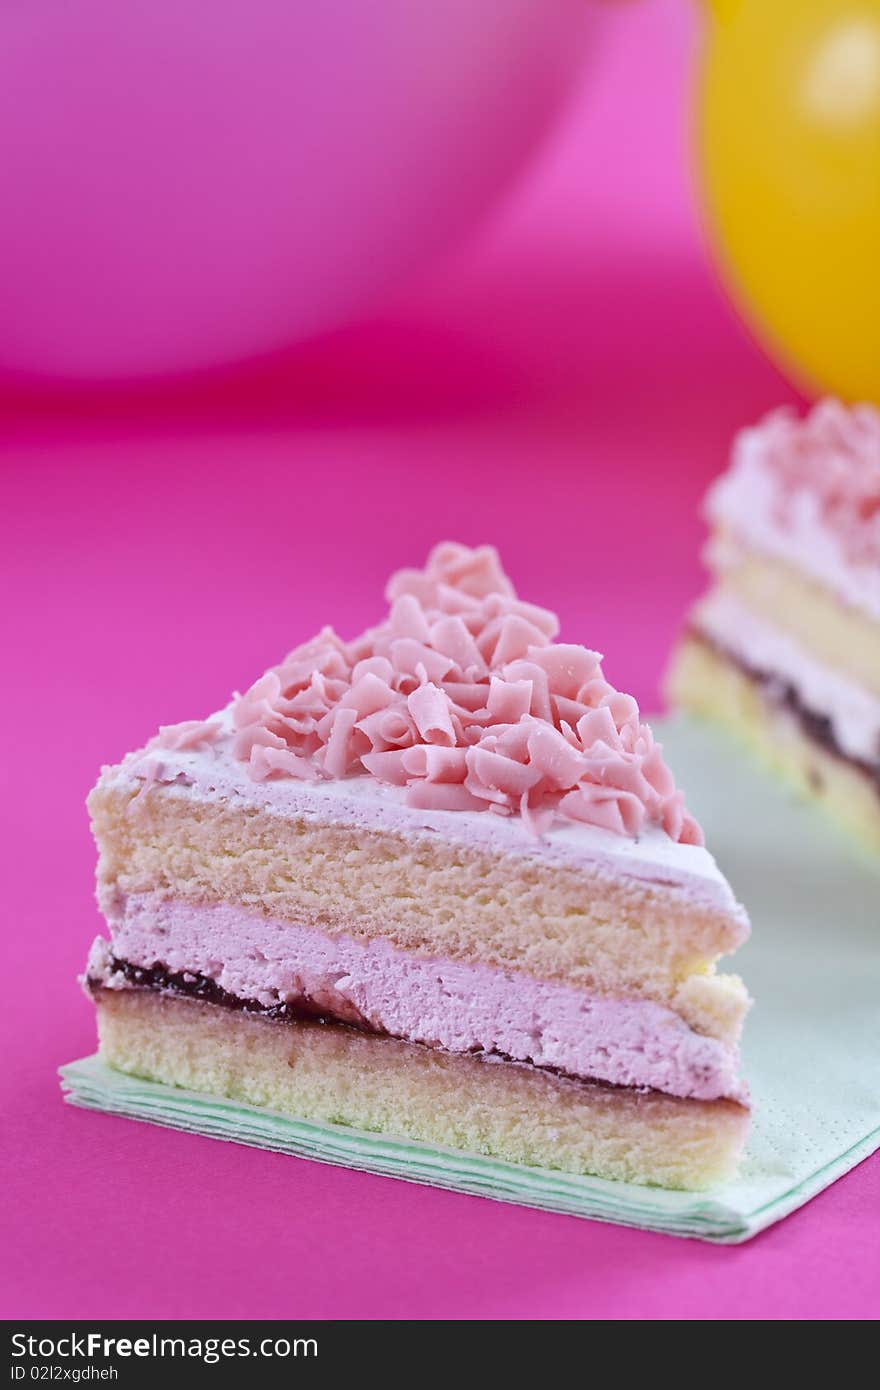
[227,542,703,845]
[151,719,222,752]
[732,399,880,567]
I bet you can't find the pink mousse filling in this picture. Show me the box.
[88,894,744,1103]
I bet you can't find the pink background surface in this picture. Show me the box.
[2,2,877,1319]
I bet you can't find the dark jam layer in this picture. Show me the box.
[691,629,880,794]
[92,957,377,1033]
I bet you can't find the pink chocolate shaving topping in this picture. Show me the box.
[755,399,880,566]
[227,543,702,844]
[151,719,223,752]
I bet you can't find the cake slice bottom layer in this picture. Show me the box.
[668,636,880,855]
[94,988,749,1190]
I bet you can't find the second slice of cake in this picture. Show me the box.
[85,543,751,1191]
[667,400,880,854]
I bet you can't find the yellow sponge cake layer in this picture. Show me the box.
[711,540,880,698]
[95,988,749,1191]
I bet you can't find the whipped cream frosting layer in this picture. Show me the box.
[88,894,745,1102]
[102,706,747,923]
[707,403,880,621]
[693,592,880,766]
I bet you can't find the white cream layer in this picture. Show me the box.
[706,428,880,621]
[693,591,880,767]
[98,706,747,927]
[88,893,745,1102]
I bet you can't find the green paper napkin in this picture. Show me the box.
[60,718,880,1243]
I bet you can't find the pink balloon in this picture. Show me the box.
[0,1,598,381]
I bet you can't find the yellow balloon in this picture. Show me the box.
[697,0,880,403]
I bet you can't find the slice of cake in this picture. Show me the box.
[85,543,751,1191]
[667,399,880,854]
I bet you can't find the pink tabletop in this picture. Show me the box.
[2,3,877,1319]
